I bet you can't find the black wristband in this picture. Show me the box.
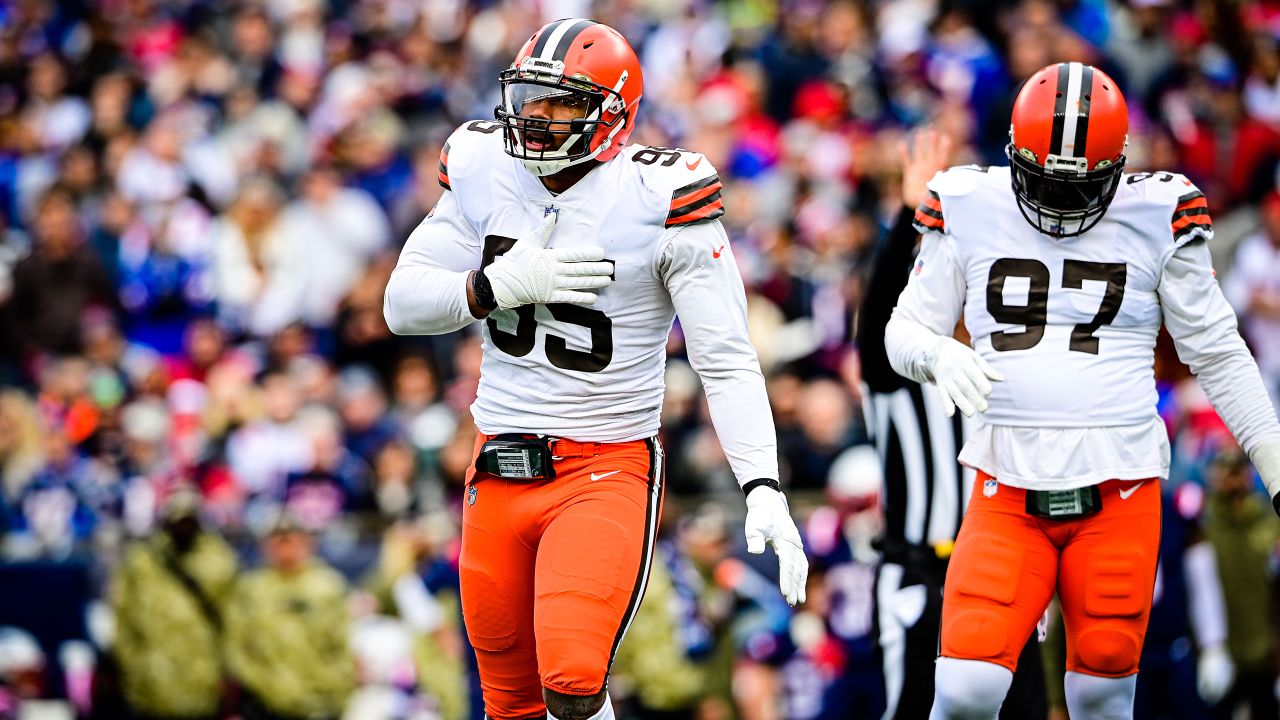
[473,269,499,311]
[742,478,781,497]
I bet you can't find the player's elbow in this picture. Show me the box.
[382,281,419,336]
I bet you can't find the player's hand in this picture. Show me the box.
[900,127,954,210]
[925,336,1004,417]
[483,213,614,308]
[744,485,808,606]
[1196,643,1235,705]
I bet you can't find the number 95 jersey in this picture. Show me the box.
[391,120,747,444]
[907,165,1212,428]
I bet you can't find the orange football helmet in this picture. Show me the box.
[1008,62,1128,237]
[496,19,643,176]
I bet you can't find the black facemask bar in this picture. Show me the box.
[1007,144,1125,238]
[495,70,623,169]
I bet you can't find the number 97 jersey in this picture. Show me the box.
[412,121,732,442]
[909,165,1212,427]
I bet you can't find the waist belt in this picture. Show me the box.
[475,435,556,480]
[474,435,610,481]
[1024,485,1102,519]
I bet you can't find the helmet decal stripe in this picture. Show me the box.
[1059,62,1085,158]
[530,20,566,59]
[1073,65,1093,162]
[1049,62,1070,158]
[539,18,593,61]
[552,19,596,62]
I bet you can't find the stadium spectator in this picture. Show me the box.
[110,486,237,720]
[224,512,354,720]
[7,186,117,359]
[1201,447,1280,719]
[1224,190,1280,413]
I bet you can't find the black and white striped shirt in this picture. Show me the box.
[858,207,976,550]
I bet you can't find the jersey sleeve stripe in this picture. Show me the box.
[1176,190,1206,205]
[671,181,722,211]
[665,199,725,227]
[1171,214,1211,233]
[670,174,722,207]
[913,190,945,233]
[1171,206,1210,223]
[917,204,944,221]
[666,189,724,225]
[913,208,945,233]
[438,142,451,190]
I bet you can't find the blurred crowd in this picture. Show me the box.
[2,0,1280,718]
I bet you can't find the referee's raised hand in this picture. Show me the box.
[900,128,955,210]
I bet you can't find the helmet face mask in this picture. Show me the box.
[1007,62,1129,239]
[1008,143,1125,237]
[495,21,643,177]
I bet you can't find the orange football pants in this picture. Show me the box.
[460,434,664,719]
[940,472,1160,677]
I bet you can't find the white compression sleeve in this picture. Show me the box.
[661,221,780,486]
[1159,240,1280,456]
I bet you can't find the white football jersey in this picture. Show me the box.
[915,165,1211,427]
[385,121,779,484]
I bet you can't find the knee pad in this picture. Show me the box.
[460,564,520,652]
[1074,627,1141,676]
[1064,671,1136,720]
[1076,548,1147,675]
[930,657,1013,720]
[944,534,1024,660]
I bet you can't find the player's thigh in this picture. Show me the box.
[940,477,1059,672]
[534,440,662,696]
[1058,478,1160,678]
[460,439,543,718]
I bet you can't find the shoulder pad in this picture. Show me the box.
[623,145,726,227]
[439,119,506,192]
[1122,171,1213,246]
[912,165,991,235]
[928,165,991,198]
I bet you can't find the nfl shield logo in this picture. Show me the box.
[467,485,478,506]
[983,479,998,498]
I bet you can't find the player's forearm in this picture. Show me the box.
[1160,242,1280,454]
[383,265,481,335]
[885,312,944,385]
[699,363,782,486]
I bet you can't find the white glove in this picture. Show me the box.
[925,336,1004,417]
[1196,643,1235,705]
[1249,438,1280,518]
[744,485,808,606]
[484,213,614,308]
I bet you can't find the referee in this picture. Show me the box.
[856,130,1045,720]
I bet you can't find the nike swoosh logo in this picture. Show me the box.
[685,156,702,171]
[712,243,725,259]
[1119,481,1145,500]
[591,471,622,481]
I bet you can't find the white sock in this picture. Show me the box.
[929,657,1013,720]
[547,693,614,720]
[1064,671,1135,720]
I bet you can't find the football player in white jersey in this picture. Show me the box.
[885,62,1280,719]
[383,19,807,720]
